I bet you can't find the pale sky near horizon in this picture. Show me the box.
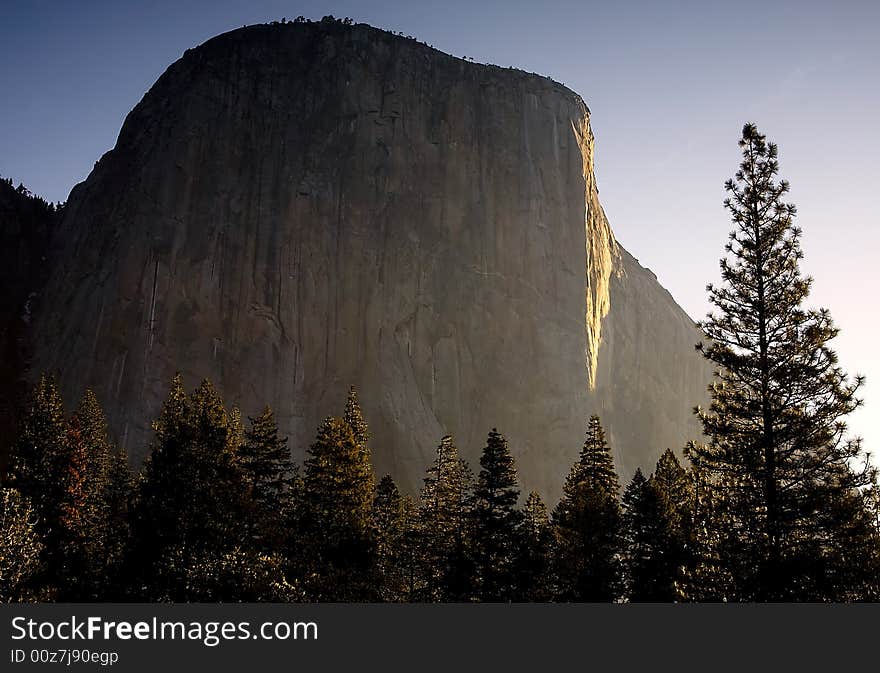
[2,0,878,464]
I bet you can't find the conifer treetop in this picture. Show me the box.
[344,386,371,450]
[565,415,619,498]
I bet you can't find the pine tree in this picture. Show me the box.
[101,444,132,598]
[0,488,43,602]
[8,375,67,529]
[648,449,691,592]
[419,435,474,601]
[344,386,370,454]
[128,376,251,600]
[8,375,69,593]
[372,474,409,601]
[515,490,553,601]
[303,416,375,600]
[59,390,128,599]
[675,456,736,602]
[240,406,294,549]
[691,123,877,600]
[862,486,880,600]
[6,380,130,599]
[279,463,307,590]
[552,415,623,601]
[622,469,679,601]
[810,483,880,601]
[651,450,688,529]
[396,493,424,602]
[471,428,521,601]
[55,415,90,597]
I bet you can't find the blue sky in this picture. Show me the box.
[2,0,878,462]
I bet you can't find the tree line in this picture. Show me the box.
[0,374,661,602]
[2,374,876,603]
[2,125,878,602]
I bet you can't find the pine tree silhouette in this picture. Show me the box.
[552,416,623,601]
[691,123,878,600]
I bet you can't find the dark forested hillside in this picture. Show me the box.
[0,177,64,473]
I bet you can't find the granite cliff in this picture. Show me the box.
[30,21,712,499]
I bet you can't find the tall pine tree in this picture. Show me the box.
[240,406,294,550]
[101,443,133,598]
[7,375,69,595]
[651,450,689,533]
[372,474,409,602]
[59,390,130,599]
[648,449,691,595]
[471,428,521,601]
[552,415,623,601]
[515,490,553,601]
[128,376,252,600]
[691,123,877,600]
[419,435,474,601]
[621,468,679,602]
[303,416,375,600]
[396,493,424,602]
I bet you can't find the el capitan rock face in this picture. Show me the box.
[31,21,712,499]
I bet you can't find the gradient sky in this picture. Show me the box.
[2,0,878,463]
